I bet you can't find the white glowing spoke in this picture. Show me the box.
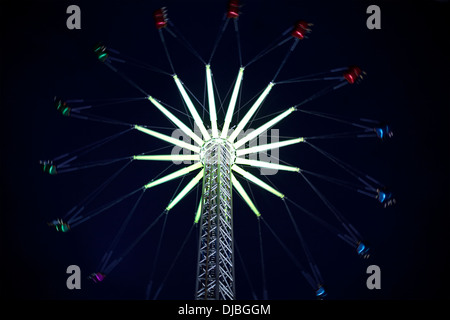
[133,154,200,161]
[134,125,200,153]
[144,162,202,189]
[235,158,300,172]
[173,75,211,141]
[221,67,245,139]
[234,107,296,149]
[228,82,274,143]
[147,96,204,146]
[206,65,219,138]
[232,165,284,199]
[166,169,204,211]
[236,137,304,156]
[231,173,260,217]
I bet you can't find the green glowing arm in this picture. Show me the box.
[228,82,274,143]
[235,158,300,172]
[236,137,304,156]
[133,154,200,161]
[221,67,245,139]
[134,125,200,153]
[233,107,296,149]
[147,96,204,146]
[206,65,219,138]
[173,75,211,141]
[194,198,202,224]
[232,165,284,199]
[231,173,260,217]
[144,162,203,189]
[166,169,204,211]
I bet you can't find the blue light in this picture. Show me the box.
[356,242,370,258]
[375,127,384,139]
[315,286,327,298]
[378,191,386,203]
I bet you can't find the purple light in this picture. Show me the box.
[95,273,105,282]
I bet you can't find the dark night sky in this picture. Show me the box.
[0,0,449,301]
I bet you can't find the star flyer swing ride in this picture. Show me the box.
[41,1,395,300]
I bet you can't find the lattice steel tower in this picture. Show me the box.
[196,138,236,300]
